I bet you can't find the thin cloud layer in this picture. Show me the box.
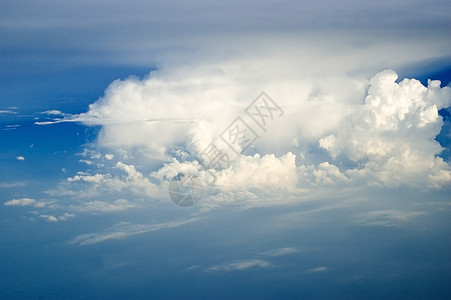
[354,210,425,227]
[69,218,199,246]
[207,259,271,272]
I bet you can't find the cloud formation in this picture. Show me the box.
[262,247,300,257]
[306,267,328,273]
[69,218,199,245]
[76,68,450,193]
[207,259,271,272]
[354,210,425,227]
[7,8,450,213]
[43,56,450,212]
[319,70,451,187]
[4,198,45,208]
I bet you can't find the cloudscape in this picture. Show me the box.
[1,1,450,299]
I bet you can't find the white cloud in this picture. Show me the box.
[0,182,26,188]
[154,152,297,191]
[32,67,450,215]
[299,162,349,186]
[40,215,58,222]
[24,29,450,213]
[62,47,450,198]
[67,173,105,183]
[207,259,270,272]
[4,198,46,207]
[69,218,199,245]
[318,70,451,188]
[4,125,20,130]
[64,32,450,160]
[150,152,302,210]
[64,161,159,200]
[16,156,25,161]
[75,199,136,213]
[59,212,75,221]
[42,110,67,116]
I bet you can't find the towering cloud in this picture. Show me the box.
[69,60,450,203]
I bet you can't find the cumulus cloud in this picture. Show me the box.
[62,34,450,193]
[41,110,67,116]
[65,161,159,199]
[319,70,451,187]
[40,214,58,222]
[16,156,25,161]
[4,198,46,207]
[44,65,449,213]
[20,23,449,213]
[150,152,301,210]
[154,152,297,191]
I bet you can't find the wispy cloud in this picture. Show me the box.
[74,199,137,213]
[354,210,425,227]
[207,259,271,272]
[69,218,199,246]
[2,124,20,131]
[0,110,16,114]
[262,247,300,257]
[306,267,327,273]
[40,215,58,222]
[0,182,26,188]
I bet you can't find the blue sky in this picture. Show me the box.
[1,1,451,299]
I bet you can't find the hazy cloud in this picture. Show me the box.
[354,210,425,227]
[306,267,328,273]
[262,247,300,257]
[207,259,270,272]
[69,218,199,246]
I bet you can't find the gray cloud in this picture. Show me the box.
[1,0,450,67]
[354,210,425,227]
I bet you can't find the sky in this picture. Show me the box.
[1,0,451,299]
